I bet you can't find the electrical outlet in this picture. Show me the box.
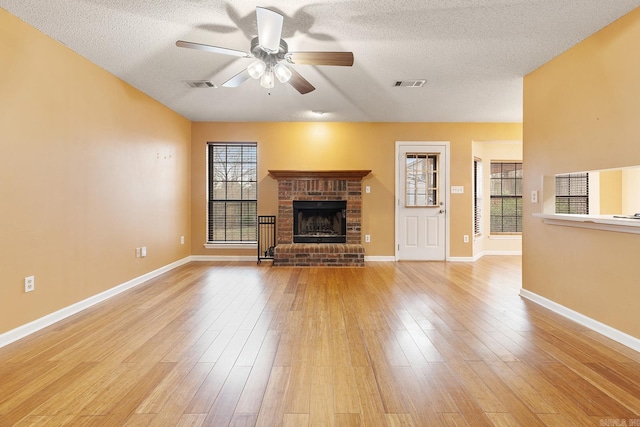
[180,235,185,245]
[463,235,469,243]
[531,190,538,203]
[365,234,371,243]
[25,276,35,293]
[141,246,147,257]
[135,247,141,258]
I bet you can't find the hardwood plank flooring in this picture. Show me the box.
[1,257,640,426]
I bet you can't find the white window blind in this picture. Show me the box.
[490,162,522,233]
[555,173,589,214]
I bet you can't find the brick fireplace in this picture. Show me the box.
[269,170,371,266]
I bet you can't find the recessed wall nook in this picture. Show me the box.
[268,170,371,266]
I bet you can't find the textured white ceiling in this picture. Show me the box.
[2,1,639,122]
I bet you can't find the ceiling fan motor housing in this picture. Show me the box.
[251,37,288,66]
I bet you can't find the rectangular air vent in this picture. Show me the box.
[394,80,426,88]
[183,80,217,89]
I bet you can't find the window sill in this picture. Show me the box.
[489,234,522,240]
[533,213,640,235]
[204,243,258,250]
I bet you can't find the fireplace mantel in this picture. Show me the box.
[269,170,371,180]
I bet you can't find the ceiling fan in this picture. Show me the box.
[176,7,354,94]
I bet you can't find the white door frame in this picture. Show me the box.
[395,141,451,261]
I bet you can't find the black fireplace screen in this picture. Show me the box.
[293,200,347,243]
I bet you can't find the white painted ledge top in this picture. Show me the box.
[533,213,640,235]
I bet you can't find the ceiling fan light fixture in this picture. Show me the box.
[177,7,353,95]
[260,67,275,89]
[274,63,292,83]
[247,60,266,79]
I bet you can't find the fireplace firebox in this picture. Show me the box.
[293,200,347,243]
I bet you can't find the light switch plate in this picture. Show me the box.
[451,186,464,194]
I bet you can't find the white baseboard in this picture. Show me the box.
[0,257,191,349]
[448,256,479,262]
[449,251,522,262]
[190,255,258,262]
[520,289,640,353]
[365,256,396,262]
[482,250,522,256]
[194,255,399,263]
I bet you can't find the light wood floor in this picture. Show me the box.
[1,257,639,426]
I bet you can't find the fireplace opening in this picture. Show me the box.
[293,200,347,243]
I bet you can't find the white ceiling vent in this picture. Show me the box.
[394,80,426,88]
[183,80,217,89]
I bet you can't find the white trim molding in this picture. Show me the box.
[191,255,257,262]
[520,289,640,353]
[448,256,479,262]
[482,250,522,256]
[533,213,640,235]
[365,256,396,262]
[0,257,192,349]
[452,251,522,262]
[488,235,522,240]
[203,243,258,250]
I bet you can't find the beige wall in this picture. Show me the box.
[622,168,640,214]
[523,7,640,338]
[598,170,623,214]
[191,122,522,258]
[0,10,192,334]
[472,141,523,257]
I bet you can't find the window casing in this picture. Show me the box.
[490,162,522,234]
[207,142,257,243]
[555,173,589,214]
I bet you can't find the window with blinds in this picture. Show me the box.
[490,162,522,234]
[555,173,589,214]
[474,158,482,236]
[207,142,257,243]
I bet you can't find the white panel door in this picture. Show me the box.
[396,143,447,261]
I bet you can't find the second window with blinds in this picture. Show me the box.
[490,162,523,234]
[555,173,589,214]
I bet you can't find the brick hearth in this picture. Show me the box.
[273,244,364,267]
[269,170,371,267]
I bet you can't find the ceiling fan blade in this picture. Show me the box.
[256,7,283,53]
[176,40,251,58]
[287,52,354,67]
[222,69,252,88]
[288,68,315,94]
